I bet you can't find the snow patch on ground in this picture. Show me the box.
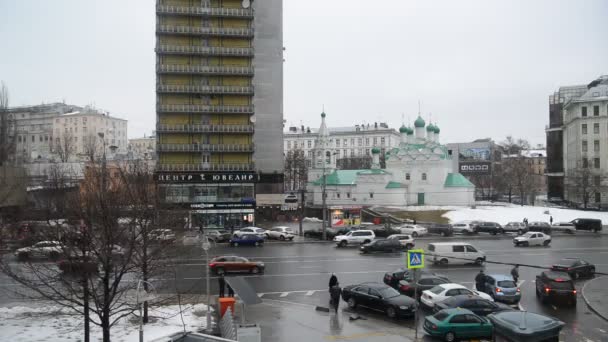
[0,303,210,342]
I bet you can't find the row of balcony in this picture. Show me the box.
[156,5,253,18]
[156,45,254,57]
[157,25,254,37]
[157,84,254,95]
[158,143,254,152]
[156,124,254,133]
[157,104,254,114]
[157,163,255,172]
[157,64,254,76]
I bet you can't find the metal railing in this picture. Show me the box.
[157,104,254,114]
[157,25,254,37]
[157,163,255,172]
[220,308,238,340]
[156,5,254,18]
[156,123,254,133]
[157,64,254,76]
[156,44,254,56]
[157,84,254,95]
[158,143,254,152]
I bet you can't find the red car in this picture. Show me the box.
[209,256,265,275]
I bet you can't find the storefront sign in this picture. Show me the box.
[190,202,255,210]
[459,161,492,175]
[156,172,258,183]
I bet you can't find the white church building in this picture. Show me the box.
[307,112,475,225]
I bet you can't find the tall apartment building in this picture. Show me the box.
[155,0,283,229]
[546,75,608,206]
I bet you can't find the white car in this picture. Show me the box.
[397,224,428,237]
[233,227,266,239]
[15,241,64,260]
[420,283,494,308]
[386,234,415,249]
[265,226,296,240]
[452,222,477,235]
[149,229,176,243]
[334,230,375,247]
[513,232,551,247]
[551,222,576,234]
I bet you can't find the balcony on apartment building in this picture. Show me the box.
[156,45,254,57]
[156,64,254,76]
[156,163,255,172]
[158,143,254,153]
[157,104,254,114]
[157,25,254,38]
[156,124,254,133]
[156,84,254,95]
[156,4,254,18]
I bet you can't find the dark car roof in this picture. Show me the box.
[556,258,580,266]
[541,271,572,281]
[440,294,486,306]
[358,282,390,289]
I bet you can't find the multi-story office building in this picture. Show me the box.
[446,139,502,199]
[546,75,608,206]
[155,0,283,229]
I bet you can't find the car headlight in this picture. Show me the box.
[399,305,409,310]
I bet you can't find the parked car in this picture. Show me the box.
[209,255,265,275]
[397,224,428,237]
[149,229,176,243]
[58,256,98,275]
[503,222,528,235]
[15,241,64,260]
[360,239,403,254]
[513,232,551,247]
[427,242,486,265]
[229,234,264,247]
[386,234,415,249]
[473,222,503,235]
[207,230,232,242]
[421,284,493,308]
[265,226,296,241]
[334,230,375,247]
[303,227,350,240]
[571,218,602,232]
[551,258,595,280]
[551,222,576,234]
[384,270,450,298]
[424,308,493,342]
[426,223,454,237]
[233,227,266,239]
[482,274,521,304]
[182,232,201,246]
[451,222,477,235]
[527,221,552,234]
[535,271,577,307]
[341,282,416,318]
[488,311,565,342]
[433,295,513,316]
[284,193,298,203]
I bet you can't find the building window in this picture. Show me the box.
[347,192,351,198]
[422,173,427,181]
[582,124,587,134]
[357,138,362,146]
[594,106,599,116]
[17,136,21,143]
[350,138,354,146]
[337,193,340,198]
[39,135,42,142]
[381,137,385,146]
[582,140,588,152]
[31,135,34,142]
[594,140,600,152]
[595,176,601,187]
[583,159,588,168]
[343,149,347,157]
[596,192,601,203]
[365,149,370,156]
[350,150,354,157]
[287,141,291,149]
[365,138,369,146]
[405,173,410,180]
[369,192,374,199]
[335,140,339,147]
[594,123,600,134]
[373,137,377,145]
[594,158,600,168]
[582,106,587,117]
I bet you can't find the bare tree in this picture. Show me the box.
[83,134,99,162]
[565,159,606,209]
[501,136,530,156]
[0,81,16,166]
[284,149,308,191]
[54,132,76,162]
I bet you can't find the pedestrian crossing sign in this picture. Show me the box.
[407,249,424,269]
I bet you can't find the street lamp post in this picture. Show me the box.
[321,152,337,241]
[136,280,156,342]
[202,236,212,332]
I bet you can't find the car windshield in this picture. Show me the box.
[433,311,450,321]
[377,286,400,298]
[497,280,517,288]
[429,286,445,294]
[557,259,577,266]
[522,232,534,237]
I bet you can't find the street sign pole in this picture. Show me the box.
[414,268,419,341]
[406,249,424,341]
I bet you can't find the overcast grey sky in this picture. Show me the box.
[1,0,607,146]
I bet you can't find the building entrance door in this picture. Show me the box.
[417,193,425,205]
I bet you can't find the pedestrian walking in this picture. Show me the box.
[330,283,342,313]
[550,216,553,225]
[475,270,486,292]
[511,265,520,284]
[218,274,226,298]
[329,273,338,292]
[413,218,417,225]
[227,283,235,297]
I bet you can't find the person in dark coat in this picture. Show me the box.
[475,270,486,292]
[218,274,226,298]
[511,265,520,284]
[549,216,553,225]
[228,283,235,297]
[330,283,342,313]
[329,273,338,291]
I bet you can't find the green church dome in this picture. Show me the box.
[399,125,408,133]
[371,147,381,154]
[414,116,425,128]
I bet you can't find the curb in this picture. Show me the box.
[581,276,608,322]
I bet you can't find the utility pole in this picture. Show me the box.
[299,188,305,236]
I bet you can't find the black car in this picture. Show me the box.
[551,258,595,280]
[426,224,454,237]
[571,218,602,232]
[474,222,504,235]
[535,271,577,307]
[433,295,514,316]
[341,282,416,318]
[360,239,403,253]
[303,227,351,240]
[528,222,552,234]
[58,256,98,275]
[383,269,450,298]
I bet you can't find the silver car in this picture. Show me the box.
[503,222,528,235]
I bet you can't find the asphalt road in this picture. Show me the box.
[153,233,608,341]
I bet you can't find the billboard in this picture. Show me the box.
[459,161,492,175]
[460,148,491,161]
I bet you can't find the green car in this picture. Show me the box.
[423,308,493,342]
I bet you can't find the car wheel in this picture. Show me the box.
[17,252,29,261]
[514,242,520,247]
[406,244,413,250]
[498,229,504,234]
[440,258,448,265]
[254,241,260,247]
[535,286,540,297]
[363,239,371,244]
[445,331,456,342]
[475,258,484,265]
[279,235,285,241]
[339,240,347,247]
[412,232,418,238]
[265,234,270,239]
[543,240,550,246]
[251,266,260,274]
[347,298,357,309]
[386,306,397,319]
[233,242,239,247]
[233,234,239,238]
[491,231,497,236]
[589,267,596,277]
[517,229,523,235]
[523,242,529,247]
[216,268,225,276]
[49,252,60,261]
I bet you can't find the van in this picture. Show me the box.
[571,218,602,232]
[427,242,486,266]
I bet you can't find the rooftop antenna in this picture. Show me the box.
[401,113,405,125]
[418,100,421,116]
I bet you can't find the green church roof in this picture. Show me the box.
[385,181,407,189]
[434,125,440,134]
[312,169,390,186]
[444,173,474,187]
[371,147,381,154]
[414,116,426,128]
[426,123,435,132]
[399,125,408,133]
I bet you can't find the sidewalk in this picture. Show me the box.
[235,299,417,342]
[582,276,608,321]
